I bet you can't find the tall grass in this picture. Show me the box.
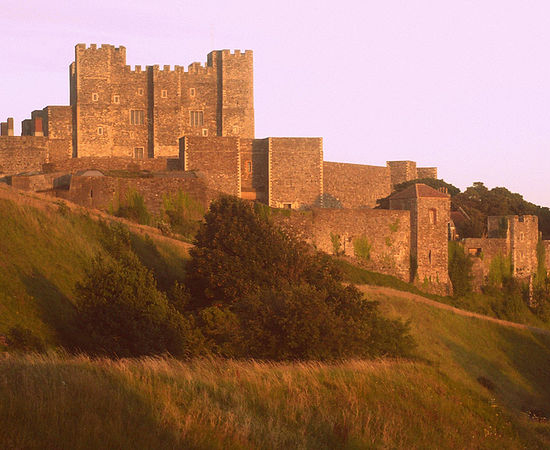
[1,353,548,449]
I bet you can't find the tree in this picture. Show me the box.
[75,253,201,357]
[184,196,416,360]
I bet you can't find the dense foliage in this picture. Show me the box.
[448,241,473,297]
[378,179,550,239]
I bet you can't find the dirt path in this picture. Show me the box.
[0,184,193,253]
[357,284,550,336]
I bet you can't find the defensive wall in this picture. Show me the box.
[275,208,411,280]
[57,172,214,214]
[463,215,539,290]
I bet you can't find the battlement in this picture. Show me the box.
[75,43,126,52]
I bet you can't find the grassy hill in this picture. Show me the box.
[1,185,550,448]
[0,185,189,347]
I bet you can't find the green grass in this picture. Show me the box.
[337,258,550,330]
[0,197,189,347]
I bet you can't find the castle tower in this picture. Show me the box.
[488,215,538,279]
[207,50,254,138]
[389,183,452,294]
[70,44,254,159]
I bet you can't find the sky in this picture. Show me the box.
[1,0,550,206]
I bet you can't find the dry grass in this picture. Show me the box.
[1,351,549,449]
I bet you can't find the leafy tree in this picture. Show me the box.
[75,253,201,358]
[184,196,416,360]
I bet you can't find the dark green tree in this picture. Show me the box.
[75,253,201,357]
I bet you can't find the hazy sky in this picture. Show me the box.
[1,0,550,206]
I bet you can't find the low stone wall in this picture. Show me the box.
[276,208,411,281]
[43,156,176,174]
[463,237,508,290]
[0,136,48,174]
[58,172,216,214]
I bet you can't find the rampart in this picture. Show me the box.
[0,137,49,174]
[58,172,214,214]
[268,138,323,209]
[323,161,391,208]
[180,136,240,196]
[42,156,175,174]
[275,208,411,280]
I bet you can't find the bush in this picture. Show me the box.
[75,253,201,358]
[5,325,45,353]
[184,196,416,360]
[353,236,372,261]
[112,189,151,225]
[448,241,473,296]
[161,190,205,239]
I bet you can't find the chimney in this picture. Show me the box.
[0,122,7,136]
[34,116,44,136]
[438,187,448,194]
[7,117,14,136]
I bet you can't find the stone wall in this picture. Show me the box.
[463,237,509,290]
[275,208,411,280]
[323,161,391,208]
[181,136,240,196]
[239,138,268,202]
[417,167,437,179]
[268,137,323,209]
[0,137,48,174]
[60,173,214,214]
[387,160,417,188]
[71,44,254,159]
[42,156,173,174]
[508,215,538,279]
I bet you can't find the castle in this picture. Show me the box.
[6,43,543,295]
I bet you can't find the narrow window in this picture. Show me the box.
[137,88,144,95]
[190,88,196,97]
[130,110,145,125]
[429,208,437,225]
[283,203,292,210]
[202,128,208,137]
[190,110,204,127]
[428,250,432,264]
[134,147,144,159]
[245,160,252,174]
[161,89,168,98]
[92,93,99,102]
[97,127,103,135]
[232,125,239,134]
[113,95,120,104]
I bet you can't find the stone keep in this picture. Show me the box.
[70,44,254,159]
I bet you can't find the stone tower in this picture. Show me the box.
[389,183,452,294]
[70,44,254,159]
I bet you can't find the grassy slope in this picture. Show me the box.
[0,193,189,345]
[1,188,550,447]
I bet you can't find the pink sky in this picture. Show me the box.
[1,0,550,206]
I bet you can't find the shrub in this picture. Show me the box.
[75,253,201,358]
[161,190,205,239]
[113,189,151,225]
[185,196,416,360]
[5,325,45,353]
[330,232,342,255]
[448,241,473,296]
[353,236,372,261]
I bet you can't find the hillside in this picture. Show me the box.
[1,185,550,447]
[0,184,190,346]
[1,289,550,448]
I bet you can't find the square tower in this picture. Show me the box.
[389,183,451,294]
